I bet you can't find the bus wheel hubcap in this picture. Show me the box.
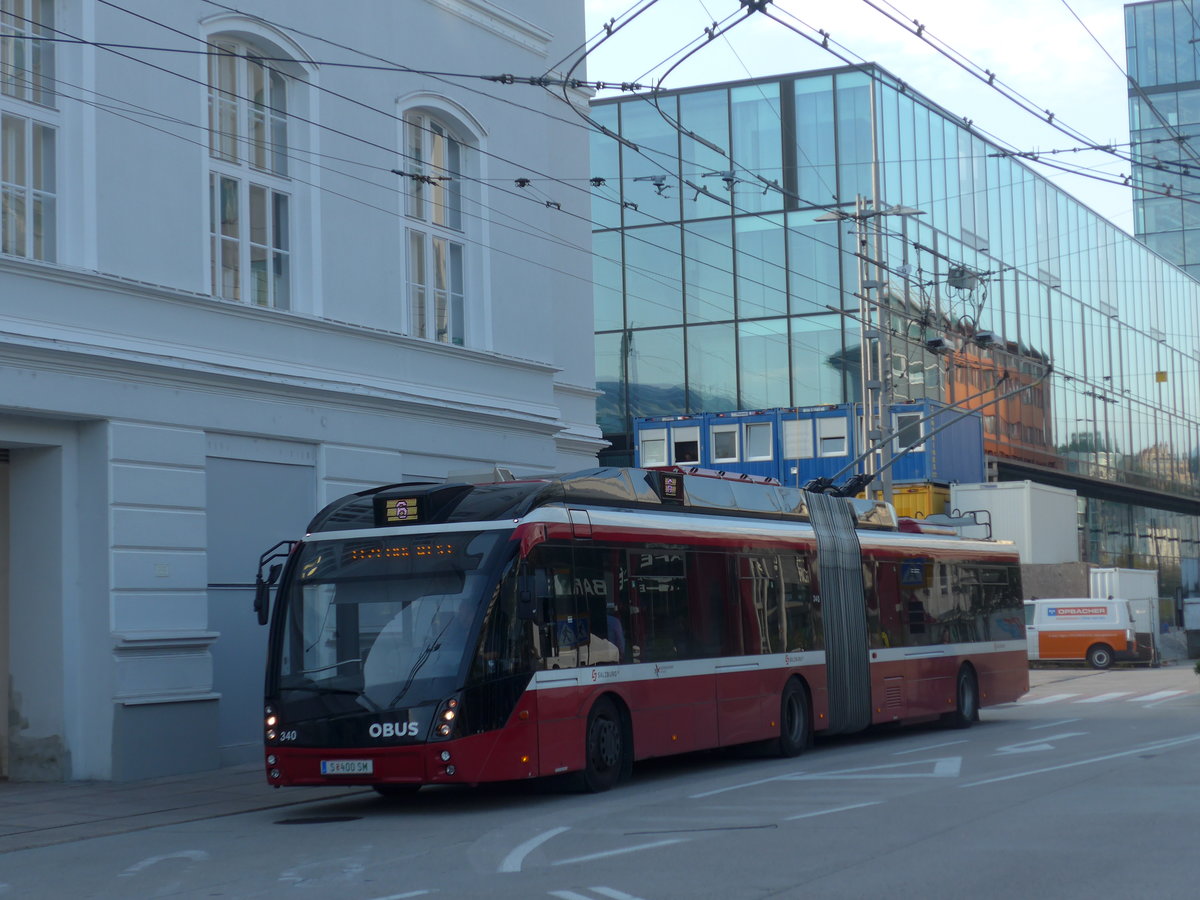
[593,719,620,769]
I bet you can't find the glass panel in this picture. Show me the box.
[787,216,841,315]
[619,97,681,226]
[735,214,786,318]
[594,230,624,331]
[595,331,626,436]
[684,217,733,323]
[624,224,682,327]
[589,104,621,230]
[794,75,837,207]
[730,84,783,214]
[627,327,684,418]
[405,115,424,218]
[835,72,874,202]
[679,89,731,220]
[408,229,426,337]
[686,322,737,412]
[791,315,847,405]
[449,241,464,345]
[738,318,789,408]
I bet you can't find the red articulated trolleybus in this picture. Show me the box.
[253,467,1028,795]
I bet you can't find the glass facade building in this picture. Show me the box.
[1126,0,1200,279]
[591,64,1200,596]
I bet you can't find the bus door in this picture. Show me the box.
[717,553,782,745]
[623,548,718,756]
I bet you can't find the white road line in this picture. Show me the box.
[689,773,795,799]
[120,851,209,877]
[552,839,687,867]
[962,732,1200,787]
[785,801,882,821]
[368,892,432,900]
[1020,693,1079,705]
[1073,692,1132,703]
[549,892,594,900]
[1131,690,1186,703]
[499,826,571,873]
[1029,718,1080,730]
[893,739,968,755]
[591,887,651,900]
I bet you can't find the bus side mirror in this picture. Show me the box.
[254,563,283,626]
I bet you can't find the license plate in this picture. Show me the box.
[320,759,373,775]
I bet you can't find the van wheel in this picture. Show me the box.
[1087,644,1114,670]
[776,680,811,757]
[943,667,979,729]
[578,697,626,793]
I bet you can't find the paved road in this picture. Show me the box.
[1,665,1197,899]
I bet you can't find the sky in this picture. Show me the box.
[581,0,1137,233]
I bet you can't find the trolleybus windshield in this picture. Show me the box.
[276,529,507,712]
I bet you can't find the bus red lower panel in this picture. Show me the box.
[268,699,543,787]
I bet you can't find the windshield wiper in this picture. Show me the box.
[281,684,361,696]
[387,618,454,709]
[297,658,362,675]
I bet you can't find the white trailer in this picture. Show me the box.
[1090,567,1160,663]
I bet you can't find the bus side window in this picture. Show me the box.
[783,553,820,652]
[627,549,687,662]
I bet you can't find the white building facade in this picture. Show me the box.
[0,0,600,780]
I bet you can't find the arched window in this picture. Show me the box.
[207,39,292,308]
[1,0,56,262]
[402,110,469,346]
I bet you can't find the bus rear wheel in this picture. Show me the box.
[579,697,626,793]
[1087,644,1114,669]
[776,680,811,757]
[943,667,979,729]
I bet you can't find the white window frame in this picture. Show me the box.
[817,415,849,457]
[403,110,469,345]
[206,38,293,308]
[893,411,926,453]
[638,428,668,467]
[782,419,814,459]
[1,0,55,262]
[711,424,739,463]
[671,426,700,464]
[745,422,773,461]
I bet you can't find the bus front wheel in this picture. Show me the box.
[1087,644,1114,669]
[776,680,811,757]
[579,697,626,793]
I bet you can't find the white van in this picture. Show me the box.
[1024,598,1137,669]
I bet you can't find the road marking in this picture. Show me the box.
[499,826,571,873]
[994,732,1088,755]
[1029,718,1080,730]
[963,732,1200,787]
[1073,692,1132,703]
[591,888,652,900]
[553,839,687,867]
[689,773,795,799]
[549,892,594,900]
[785,801,882,821]
[893,739,968,755]
[120,851,209,877]
[368,892,432,900]
[1131,690,1186,703]
[1020,693,1078,705]
[786,757,961,780]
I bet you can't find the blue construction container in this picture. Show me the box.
[634,400,984,490]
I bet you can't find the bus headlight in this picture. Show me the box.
[429,695,462,742]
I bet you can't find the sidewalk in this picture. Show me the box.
[0,762,370,855]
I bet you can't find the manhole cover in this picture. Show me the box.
[275,815,363,825]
